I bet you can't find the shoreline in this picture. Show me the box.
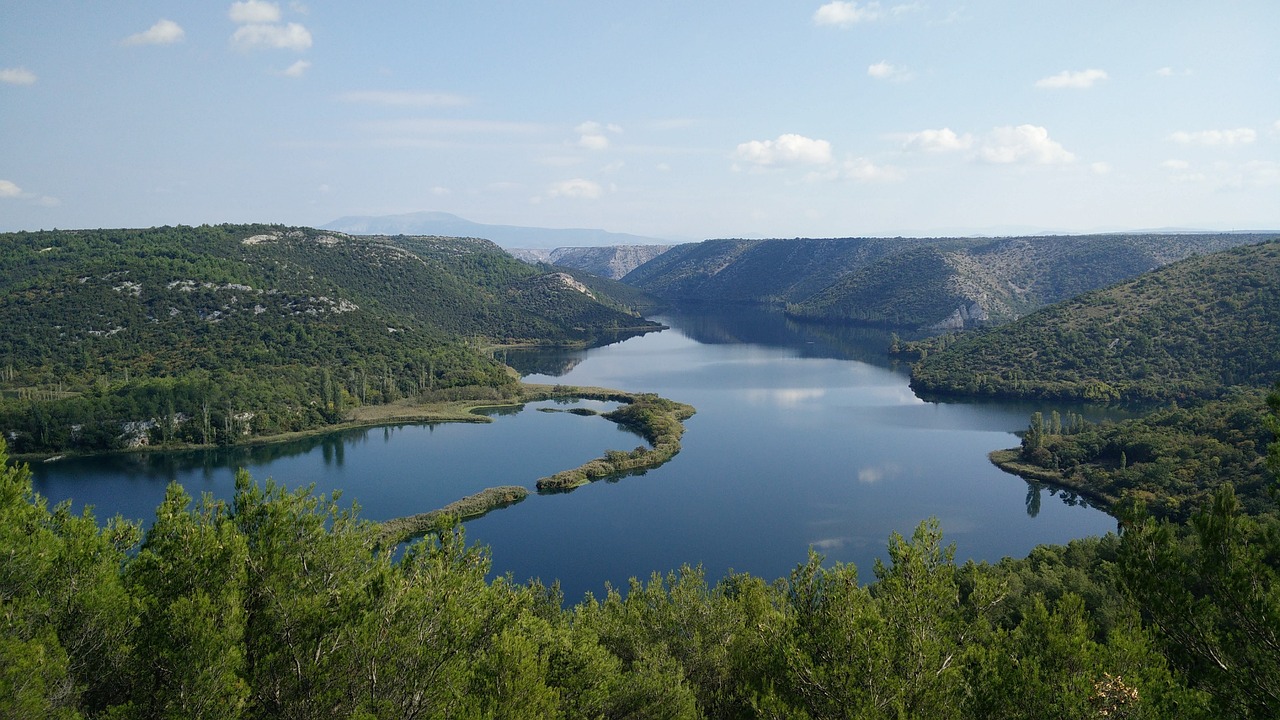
[18,382,697,543]
[987,448,1119,512]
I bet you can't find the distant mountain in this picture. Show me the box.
[322,211,672,249]
[508,245,674,280]
[908,241,1280,402]
[622,233,1278,330]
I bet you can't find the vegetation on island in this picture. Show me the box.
[534,391,695,491]
[363,385,695,536]
[378,485,530,543]
[909,241,1280,403]
[3,421,1278,718]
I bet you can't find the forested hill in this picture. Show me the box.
[621,233,1276,329]
[0,224,657,454]
[909,241,1280,402]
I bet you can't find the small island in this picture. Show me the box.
[373,383,695,542]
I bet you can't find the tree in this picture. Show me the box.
[1119,485,1280,718]
[125,483,249,719]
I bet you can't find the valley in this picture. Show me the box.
[4,225,1279,719]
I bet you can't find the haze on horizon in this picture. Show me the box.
[2,1,1278,240]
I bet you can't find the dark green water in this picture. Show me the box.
[31,307,1118,602]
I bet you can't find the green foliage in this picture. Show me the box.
[1006,391,1275,519]
[912,242,1280,402]
[535,392,695,491]
[1120,485,1280,718]
[0,225,658,454]
[3,424,1274,718]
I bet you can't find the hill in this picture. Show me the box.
[322,211,672,248]
[507,244,674,280]
[0,224,658,454]
[622,233,1276,330]
[908,241,1280,402]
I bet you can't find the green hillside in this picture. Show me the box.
[623,237,916,305]
[623,233,1275,329]
[910,241,1280,402]
[0,225,657,454]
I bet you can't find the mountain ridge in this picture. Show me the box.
[621,233,1278,330]
[322,211,673,249]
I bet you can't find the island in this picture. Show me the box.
[370,383,695,543]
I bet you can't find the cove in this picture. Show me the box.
[31,306,1119,603]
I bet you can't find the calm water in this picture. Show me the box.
[31,307,1117,601]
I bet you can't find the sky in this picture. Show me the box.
[2,1,1279,240]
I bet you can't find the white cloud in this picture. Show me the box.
[232,22,312,51]
[813,1,882,26]
[1035,68,1108,89]
[282,60,311,77]
[0,67,37,85]
[813,1,918,26]
[804,157,901,183]
[901,127,973,152]
[1169,128,1257,146]
[0,179,58,206]
[867,61,911,82]
[1162,159,1190,170]
[734,133,833,167]
[979,125,1075,164]
[123,19,185,46]
[230,0,282,24]
[575,121,621,151]
[547,178,603,199]
[1090,162,1112,175]
[337,90,469,107]
[842,157,901,182]
[1156,66,1173,77]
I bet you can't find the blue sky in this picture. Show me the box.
[2,1,1278,239]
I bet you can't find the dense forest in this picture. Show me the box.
[2,415,1277,718]
[908,241,1280,402]
[996,389,1277,520]
[0,225,658,455]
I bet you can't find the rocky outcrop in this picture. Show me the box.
[508,245,673,279]
[930,302,990,331]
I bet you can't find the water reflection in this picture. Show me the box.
[1025,481,1043,518]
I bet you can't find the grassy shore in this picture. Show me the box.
[534,392,695,492]
[988,449,1120,510]
[19,382,697,541]
[378,485,530,544]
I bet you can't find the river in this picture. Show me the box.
[31,307,1118,602]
